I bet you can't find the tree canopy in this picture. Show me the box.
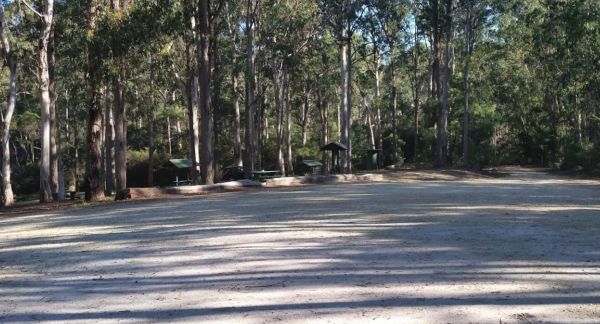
[0,0,598,205]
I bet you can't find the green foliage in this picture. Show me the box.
[13,163,39,198]
[3,0,600,200]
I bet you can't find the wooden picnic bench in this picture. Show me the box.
[67,191,85,200]
[252,170,281,181]
[172,176,193,186]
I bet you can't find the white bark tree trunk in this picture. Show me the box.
[339,38,349,171]
[462,3,473,166]
[318,90,329,174]
[166,116,171,156]
[112,0,128,200]
[113,82,127,199]
[188,75,201,183]
[273,63,286,176]
[104,85,115,195]
[85,0,106,201]
[436,0,453,167]
[37,0,54,203]
[244,0,257,179]
[225,3,243,167]
[49,25,61,200]
[198,0,214,185]
[284,68,293,175]
[413,5,420,160]
[0,5,17,206]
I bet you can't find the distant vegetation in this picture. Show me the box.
[0,0,598,205]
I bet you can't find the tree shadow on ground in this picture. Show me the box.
[1,178,599,322]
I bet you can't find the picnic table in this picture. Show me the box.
[173,176,192,186]
[252,170,281,181]
[67,191,85,200]
[302,160,323,175]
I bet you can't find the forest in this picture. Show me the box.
[0,0,598,205]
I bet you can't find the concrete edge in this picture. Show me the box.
[263,173,386,187]
[129,174,388,199]
[129,180,262,199]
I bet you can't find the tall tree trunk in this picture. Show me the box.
[210,20,221,177]
[273,64,285,176]
[113,82,127,199]
[38,0,54,203]
[256,80,264,170]
[30,137,35,163]
[166,116,172,155]
[301,86,310,146]
[232,65,242,167]
[148,117,155,187]
[112,0,129,200]
[337,87,341,141]
[244,0,257,178]
[436,0,453,167]
[226,2,242,167]
[176,118,183,150]
[576,104,582,147]
[85,1,105,201]
[198,0,214,185]
[346,31,353,173]
[147,65,155,187]
[318,90,329,174]
[365,97,376,150]
[462,4,472,166]
[284,68,293,175]
[104,85,115,195]
[262,89,269,141]
[391,58,399,163]
[187,74,201,184]
[74,128,79,191]
[0,5,17,206]
[182,21,200,184]
[49,25,61,200]
[373,46,383,160]
[413,5,420,160]
[339,32,349,172]
[431,0,441,100]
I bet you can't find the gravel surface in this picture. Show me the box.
[1,166,599,323]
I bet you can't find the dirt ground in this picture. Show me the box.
[1,166,599,323]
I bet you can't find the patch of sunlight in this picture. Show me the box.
[296,196,353,202]
[1,224,121,240]
[444,205,600,212]
[475,178,600,186]
[268,190,313,194]
[283,221,433,228]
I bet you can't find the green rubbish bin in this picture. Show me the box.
[366,149,380,170]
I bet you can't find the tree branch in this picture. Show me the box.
[20,0,43,18]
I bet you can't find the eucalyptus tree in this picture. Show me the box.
[263,0,318,176]
[173,1,200,184]
[318,0,364,172]
[196,0,224,185]
[421,0,443,100]
[0,3,17,206]
[225,1,243,167]
[411,0,422,157]
[435,0,452,166]
[458,0,492,165]
[84,0,105,201]
[360,2,384,157]
[362,0,410,163]
[111,0,129,200]
[244,0,258,179]
[21,0,55,202]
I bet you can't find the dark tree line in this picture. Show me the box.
[0,0,598,205]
